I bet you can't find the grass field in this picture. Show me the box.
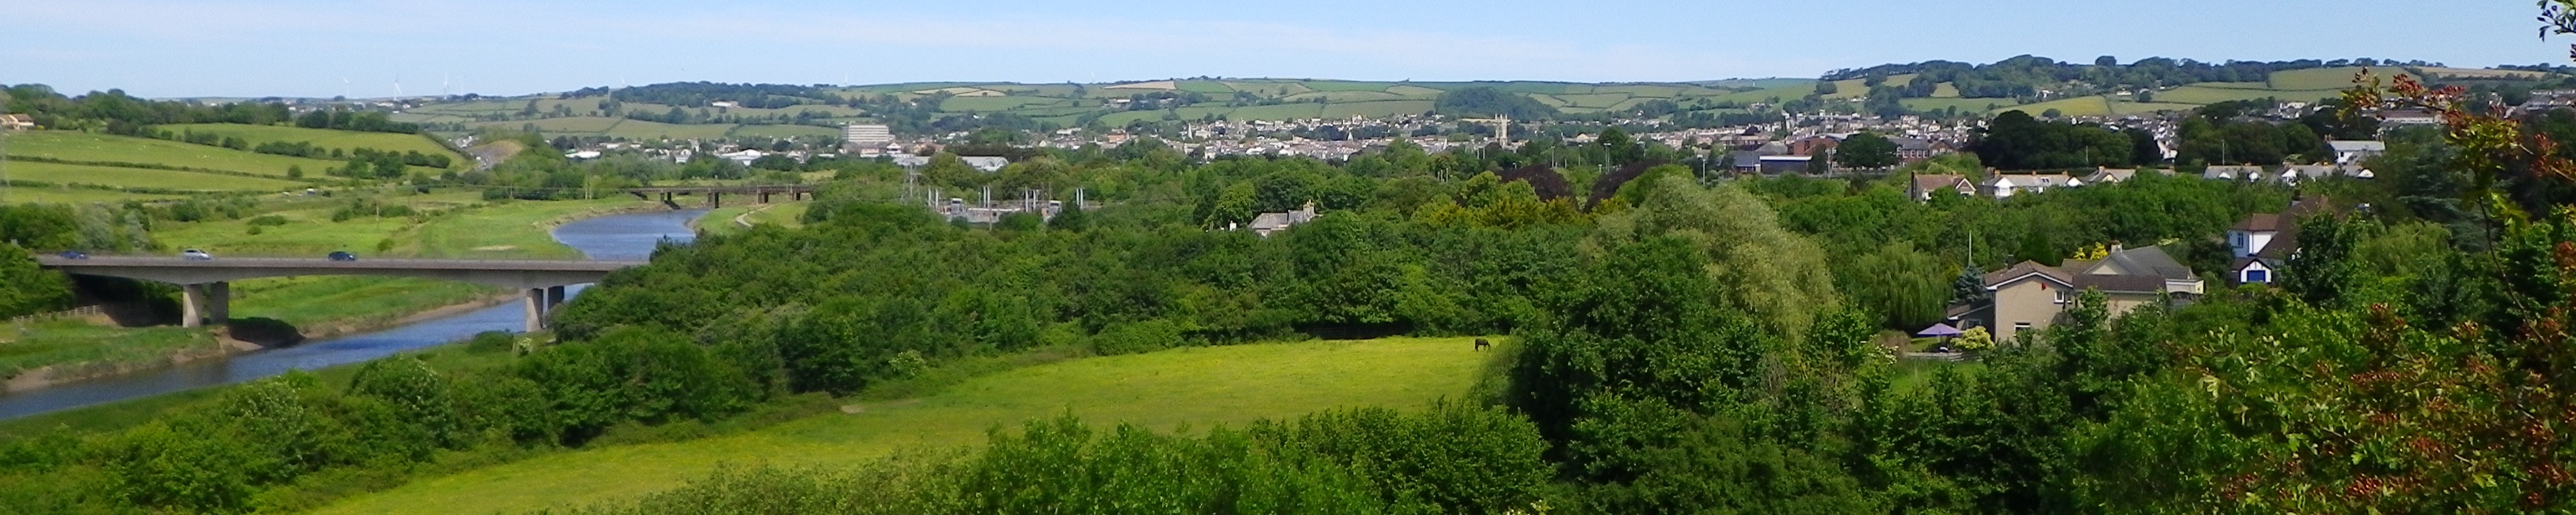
[2268,66,2399,91]
[155,124,462,164]
[603,120,737,140]
[725,124,839,140]
[312,337,1496,515]
[7,162,307,192]
[3,131,348,178]
[1998,97,2113,117]
[0,186,178,205]
[0,321,218,379]
[1902,97,2014,113]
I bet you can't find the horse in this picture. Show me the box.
[1474,338,1491,351]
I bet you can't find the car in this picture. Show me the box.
[56,250,88,259]
[327,251,358,261]
[181,249,213,261]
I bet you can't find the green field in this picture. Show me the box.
[312,337,1495,515]
[0,321,218,379]
[0,186,178,205]
[1999,97,2113,117]
[1902,97,2014,113]
[2267,66,2397,90]
[725,124,839,139]
[155,124,463,164]
[3,131,349,177]
[603,119,737,140]
[7,162,307,192]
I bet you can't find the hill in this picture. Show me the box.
[309,337,1494,515]
[154,124,464,164]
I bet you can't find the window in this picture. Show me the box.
[2246,268,2269,283]
[2013,322,2032,333]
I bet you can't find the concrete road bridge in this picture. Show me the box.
[35,256,647,332]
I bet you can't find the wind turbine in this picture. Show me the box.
[443,71,451,97]
[393,75,405,97]
[341,77,350,99]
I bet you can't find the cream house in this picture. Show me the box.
[1978,245,2200,344]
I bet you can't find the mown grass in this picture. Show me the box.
[311,337,1499,515]
[6,162,307,192]
[155,124,462,164]
[1,131,345,177]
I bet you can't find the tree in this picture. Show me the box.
[1846,242,1952,328]
[1815,80,1840,96]
[0,243,73,317]
[1835,132,1902,169]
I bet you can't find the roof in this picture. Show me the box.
[2072,274,2168,293]
[1984,261,2075,288]
[2086,168,2137,183]
[1911,174,1967,192]
[2327,140,2387,152]
[2231,214,2284,232]
[2094,245,2195,281]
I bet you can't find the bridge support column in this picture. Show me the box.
[709,192,722,209]
[524,288,547,333]
[179,282,229,328]
[182,284,205,328]
[546,285,566,314]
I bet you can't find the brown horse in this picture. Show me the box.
[1474,338,1491,351]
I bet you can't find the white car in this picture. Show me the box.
[181,249,213,261]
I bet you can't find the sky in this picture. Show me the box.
[0,0,2562,98]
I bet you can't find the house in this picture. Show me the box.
[1891,137,1942,164]
[1787,136,1841,157]
[2202,165,2264,182]
[0,114,31,131]
[1729,151,1766,173]
[1987,173,2076,199]
[2227,195,2334,285]
[1908,174,1974,201]
[2381,109,2441,127]
[1243,202,1319,238]
[2327,140,2386,165]
[2083,167,2138,185]
[1980,245,2201,343]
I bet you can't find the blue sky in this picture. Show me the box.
[0,0,2561,98]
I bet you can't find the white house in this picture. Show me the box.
[1987,173,2075,199]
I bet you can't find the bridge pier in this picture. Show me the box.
[709,192,722,209]
[180,281,230,328]
[523,285,569,333]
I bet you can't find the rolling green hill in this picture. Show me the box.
[310,337,1494,515]
[5,131,348,178]
[154,124,463,164]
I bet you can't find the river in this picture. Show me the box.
[0,209,706,420]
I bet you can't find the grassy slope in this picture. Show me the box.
[314,337,1494,515]
[154,124,463,164]
[3,131,347,177]
[6,162,306,192]
[0,187,178,205]
[0,321,218,378]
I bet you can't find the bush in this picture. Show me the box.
[247,215,290,227]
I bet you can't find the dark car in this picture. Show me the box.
[56,250,88,259]
[327,251,358,261]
